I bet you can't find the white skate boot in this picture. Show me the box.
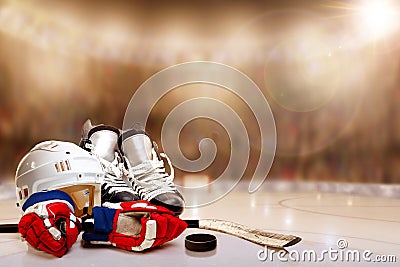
[80,119,139,204]
[119,126,185,216]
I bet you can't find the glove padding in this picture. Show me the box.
[18,190,81,257]
[82,201,187,251]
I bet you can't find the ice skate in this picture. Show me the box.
[80,119,139,204]
[119,126,185,216]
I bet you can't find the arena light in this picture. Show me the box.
[358,0,399,39]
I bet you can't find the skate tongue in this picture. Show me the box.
[90,130,118,162]
[81,119,94,139]
[122,134,153,167]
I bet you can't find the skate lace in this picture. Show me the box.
[93,152,135,197]
[92,151,124,180]
[84,142,124,178]
[126,149,176,199]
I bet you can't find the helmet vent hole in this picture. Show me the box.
[65,160,71,170]
[23,187,29,198]
[60,161,65,171]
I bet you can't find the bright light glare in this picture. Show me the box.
[359,1,399,38]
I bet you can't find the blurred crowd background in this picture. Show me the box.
[0,0,399,184]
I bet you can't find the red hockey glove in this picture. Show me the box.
[82,201,187,251]
[18,190,81,257]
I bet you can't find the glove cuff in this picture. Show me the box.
[22,190,75,212]
[81,207,117,243]
[92,206,117,233]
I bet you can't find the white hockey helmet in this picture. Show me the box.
[15,140,104,216]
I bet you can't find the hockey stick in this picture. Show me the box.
[0,220,301,248]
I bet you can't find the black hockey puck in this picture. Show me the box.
[185,233,217,252]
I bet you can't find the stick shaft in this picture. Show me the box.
[184,219,199,228]
[0,220,301,248]
[0,223,18,233]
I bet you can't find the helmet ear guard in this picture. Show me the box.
[57,184,101,217]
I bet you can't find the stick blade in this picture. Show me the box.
[199,219,301,248]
